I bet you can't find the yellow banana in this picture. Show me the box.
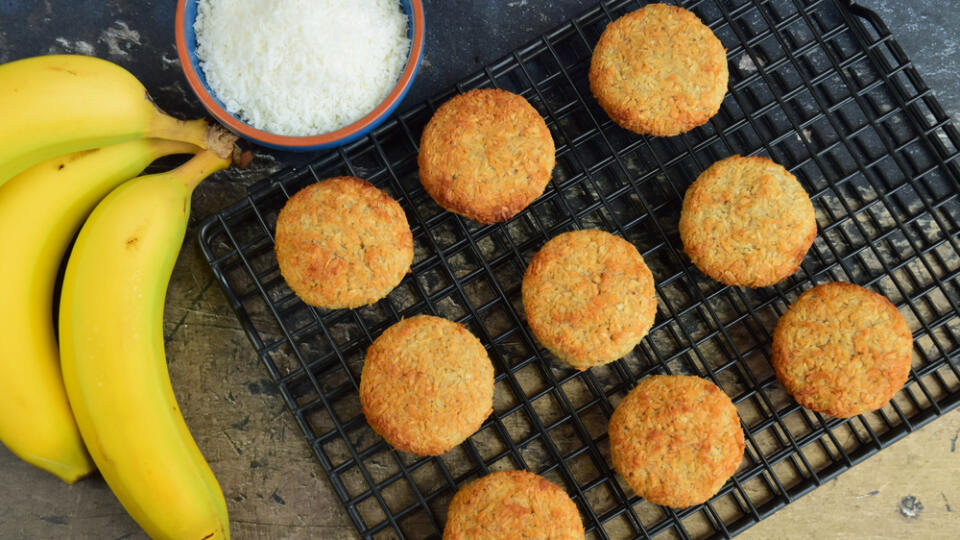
[59,148,233,540]
[0,54,211,186]
[0,139,199,483]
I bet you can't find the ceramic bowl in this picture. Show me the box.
[175,0,425,151]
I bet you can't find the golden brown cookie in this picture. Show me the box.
[679,155,817,288]
[418,88,555,224]
[521,229,657,370]
[609,375,744,508]
[771,282,913,418]
[443,470,584,540]
[359,315,494,456]
[274,176,413,309]
[589,3,728,136]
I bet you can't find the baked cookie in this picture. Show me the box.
[522,229,657,370]
[589,4,728,136]
[771,282,913,418]
[274,176,413,309]
[679,155,817,288]
[609,375,744,508]
[359,315,494,456]
[418,88,555,224]
[443,470,584,540]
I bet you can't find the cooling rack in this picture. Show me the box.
[198,0,960,537]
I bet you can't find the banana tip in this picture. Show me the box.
[235,150,254,169]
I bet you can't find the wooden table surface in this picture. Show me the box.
[2,239,958,538]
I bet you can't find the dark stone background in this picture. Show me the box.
[0,1,955,186]
[0,1,956,119]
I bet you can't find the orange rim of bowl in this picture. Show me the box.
[175,0,425,146]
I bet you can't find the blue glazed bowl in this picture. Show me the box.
[175,0,425,151]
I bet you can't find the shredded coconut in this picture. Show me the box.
[195,0,410,137]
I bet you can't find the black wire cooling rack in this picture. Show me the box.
[198,0,960,538]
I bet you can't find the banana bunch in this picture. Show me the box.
[0,55,237,539]
[0,55,210,185]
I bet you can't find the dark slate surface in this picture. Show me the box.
[1,1,956,116]
[0,0,955,191]
[864,0,960,121]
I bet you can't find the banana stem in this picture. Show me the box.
[147,139,203,158]
[204,125,241,161]
[145,109,211,149]
[172,149,233,193]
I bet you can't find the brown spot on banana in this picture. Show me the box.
[57,149,101,171]
[47,66,78,75]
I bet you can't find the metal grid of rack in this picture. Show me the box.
[198,0,960,537]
